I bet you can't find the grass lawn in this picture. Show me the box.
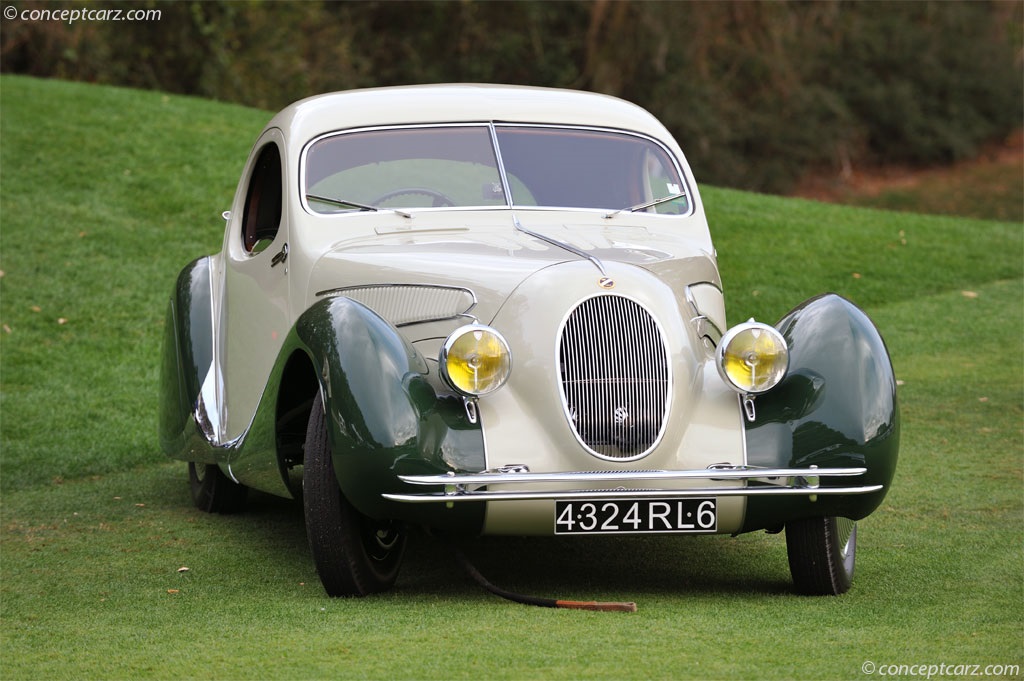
[1,75,1022,680]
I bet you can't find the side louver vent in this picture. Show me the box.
[558,295,670,460]
[317,284,475,327]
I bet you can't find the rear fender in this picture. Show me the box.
[159,257,217,463]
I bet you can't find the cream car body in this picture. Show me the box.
[161,84,899,597]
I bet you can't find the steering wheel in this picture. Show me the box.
[371,187,456,208]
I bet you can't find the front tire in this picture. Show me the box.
[188,462,248,514]
[303,392,406,597]
[786,516,857,595]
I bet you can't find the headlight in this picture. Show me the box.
[440,324,512,397]
[716,322,788,394]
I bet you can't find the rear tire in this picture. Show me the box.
[303,392,406,597]
[188,462,248,514]
[786,516,857,595]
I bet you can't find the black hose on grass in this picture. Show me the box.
[453,546,637,612]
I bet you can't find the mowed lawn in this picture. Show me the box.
[1,75,1021,680]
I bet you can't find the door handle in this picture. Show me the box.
[271,243,288,268]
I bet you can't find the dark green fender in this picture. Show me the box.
[159,257,216,463]
[159,265,486,534]
[741,294,900,533]
[291,296,486,532]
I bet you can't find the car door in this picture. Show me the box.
[219,128,291,442]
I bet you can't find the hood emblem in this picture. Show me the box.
[598,277,616,289]
[614,406,631,426]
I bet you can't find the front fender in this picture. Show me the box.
[741,294,900,532]
[294,296,486,532]
[161,287,486,533]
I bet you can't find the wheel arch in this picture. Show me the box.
[274,349,321,496]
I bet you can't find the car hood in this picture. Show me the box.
[305,217,720,331]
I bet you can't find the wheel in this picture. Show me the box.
[785,516,857,595]
[303,392,407,597]
[372,187,455,207]
[188,462,248,513]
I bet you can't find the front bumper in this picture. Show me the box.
[382,465,881,503]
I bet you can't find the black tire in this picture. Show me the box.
[786,516,857,595]
[303,392,406,597]
[188,462,248,514]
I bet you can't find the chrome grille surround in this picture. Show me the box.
[558,294,671,460]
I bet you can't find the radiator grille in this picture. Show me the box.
[558,295,670,459]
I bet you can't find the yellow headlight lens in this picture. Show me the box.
[440,325,512,397]
[716,322,789,394]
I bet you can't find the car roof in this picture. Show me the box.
[265,84,677,147]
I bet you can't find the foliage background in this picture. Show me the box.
[2,0,1021,193]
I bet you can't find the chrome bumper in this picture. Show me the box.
[382,465,881,503]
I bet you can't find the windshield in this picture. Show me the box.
[303,124,688,214]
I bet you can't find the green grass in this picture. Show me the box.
[2,75,1022,680]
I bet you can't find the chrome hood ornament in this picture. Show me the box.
[513,214,608,278]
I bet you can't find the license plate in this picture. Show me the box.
[554,498,717,535]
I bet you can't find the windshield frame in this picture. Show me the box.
[299,122,693,218]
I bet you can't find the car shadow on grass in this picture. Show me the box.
[400,532,796,602]
[156,465,795,601]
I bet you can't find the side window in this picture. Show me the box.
[241,143,283,254]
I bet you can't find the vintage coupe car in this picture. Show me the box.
[160,84,899,599]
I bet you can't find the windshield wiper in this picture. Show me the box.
[306,193,377,211]
[602,192,687,219]
[306,193,411,219]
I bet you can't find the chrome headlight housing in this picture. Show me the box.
[716,322,789,394]
[439,324,512,397]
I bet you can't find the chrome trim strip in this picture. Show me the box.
[488,123,514,205]
[385,465,875,504]
[206,255,226,445]
[513,215,607,277]
[383,485,883,504]
[396,466,865,487]
[684,284,723,346]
